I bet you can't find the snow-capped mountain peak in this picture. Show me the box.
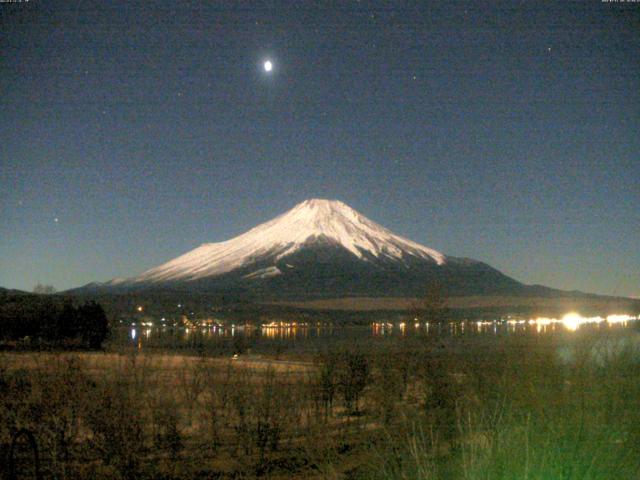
[131,199,445,283]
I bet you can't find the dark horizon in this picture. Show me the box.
[1,1,639,297]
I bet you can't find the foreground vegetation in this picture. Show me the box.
[0,327,639,479]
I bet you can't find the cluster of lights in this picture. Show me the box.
[127,312,636,344]
[372,313,637,335]
[373,322,396,328]
[262,321,308,328]
[372,322,423,336]
[501,313,636,331]
[529,313,636,331]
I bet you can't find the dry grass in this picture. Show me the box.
[2,351,315,375]
[1,329,639,479]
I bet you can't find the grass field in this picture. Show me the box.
[1,326,639,479]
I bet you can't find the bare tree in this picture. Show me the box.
[412,282,448,324]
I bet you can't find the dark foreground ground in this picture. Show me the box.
[1,326,639,479]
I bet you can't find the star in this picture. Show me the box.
[54,217,59,223]
[264,60,273,72]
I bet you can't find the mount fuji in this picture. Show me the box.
[78,199,543,299]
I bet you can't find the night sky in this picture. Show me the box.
[1,1,639,297]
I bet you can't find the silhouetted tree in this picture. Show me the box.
[78,302,109,349]
[413,282,449,324]
[318,352,338,419]
[338,350,370,414]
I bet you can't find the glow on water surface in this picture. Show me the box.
[125,313,638,344]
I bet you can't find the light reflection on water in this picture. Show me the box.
[125,321,339,344]
[372,313,638,336]
[124,313,638,346]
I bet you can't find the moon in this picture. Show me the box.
[263,60,273,72]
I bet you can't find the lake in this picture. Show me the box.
[114,313,639,353]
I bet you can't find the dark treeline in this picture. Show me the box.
[0,296,109,349]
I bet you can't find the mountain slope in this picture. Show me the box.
[76,199,532,299]
[133,199,445,284]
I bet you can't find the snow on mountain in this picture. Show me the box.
[242,266,282,280]
[131,199,445,284]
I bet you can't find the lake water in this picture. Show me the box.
[114,313,639,352]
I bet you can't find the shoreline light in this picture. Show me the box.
[369,313,637,336]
